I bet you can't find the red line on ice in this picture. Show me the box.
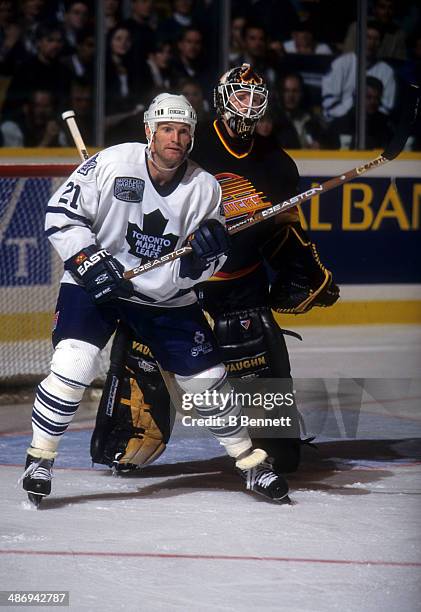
[0,549,420,568]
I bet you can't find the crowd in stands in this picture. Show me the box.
[0,0,419,150]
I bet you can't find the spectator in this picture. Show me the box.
[3,21,72,119]
[105,25,139,114]
[0,1,26,75]
[143,40,175,97]
[0,88,66,146]
[157,0,198,45]
[104,0,122,32]
[248,0,299,44]
[254,109,280,150]
[171,26,210,96]
[274,72,333,149]
[282,19,333,106]
[234,23,280,87]
[343,0,407,60]
[60,27,94,79]
[326,76,394,149]
[17,0,49,56]
[64,77,94,146]
[322,20,396,121]
[283,21,332,55]
[61,0,90,54]
[122,0,156,62]
[178,76,211,123]
[104,24,144,144]
[229,14,246,65]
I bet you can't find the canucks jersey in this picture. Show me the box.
[45,142,225,307]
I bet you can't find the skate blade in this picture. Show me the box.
[27,493,44,508]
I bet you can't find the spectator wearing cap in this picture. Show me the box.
[322,20,396,121]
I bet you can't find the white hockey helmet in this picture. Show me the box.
[144,93,197,153]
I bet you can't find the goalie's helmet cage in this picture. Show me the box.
[214,63,268,139]
[144,93,197,153]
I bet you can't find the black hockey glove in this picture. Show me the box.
[180,219,231,280]
[65,245,134,304]
[261,223,340,314]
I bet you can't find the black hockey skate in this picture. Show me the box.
[21,452,54,508]
[238,461,290,504]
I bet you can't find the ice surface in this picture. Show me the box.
[0,325,420,611]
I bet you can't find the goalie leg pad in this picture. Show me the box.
[110,375,169,467]
[92,324,174,469]
[215,307,302,472]
[214,306,297,378]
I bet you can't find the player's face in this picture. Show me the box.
[228,89,266,117]
[152,122,192,167]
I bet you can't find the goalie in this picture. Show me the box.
[91,64,339,480]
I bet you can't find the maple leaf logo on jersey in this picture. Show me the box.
[126,209,178,263]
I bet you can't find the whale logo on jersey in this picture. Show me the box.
[126,209,178,262]
[114,177,145,202]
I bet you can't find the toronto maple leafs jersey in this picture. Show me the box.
[45,142,225,307]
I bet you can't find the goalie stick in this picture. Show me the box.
[63,84,420,280]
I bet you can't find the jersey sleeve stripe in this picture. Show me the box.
[46,206,92,225]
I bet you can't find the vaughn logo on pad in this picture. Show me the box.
[114,177,145,202]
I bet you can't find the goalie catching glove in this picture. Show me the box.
[65,245,134,304]
[262,223,339,314]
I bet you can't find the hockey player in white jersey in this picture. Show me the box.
[21,93,290,506]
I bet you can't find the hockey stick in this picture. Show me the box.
[124,84,419,279]
[62,86,419,280]
[62,110,90,161]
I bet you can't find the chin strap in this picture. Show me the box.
[145,146,188,173]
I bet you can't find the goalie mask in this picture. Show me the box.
[214,63,268,139]
[144,93,197,154]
